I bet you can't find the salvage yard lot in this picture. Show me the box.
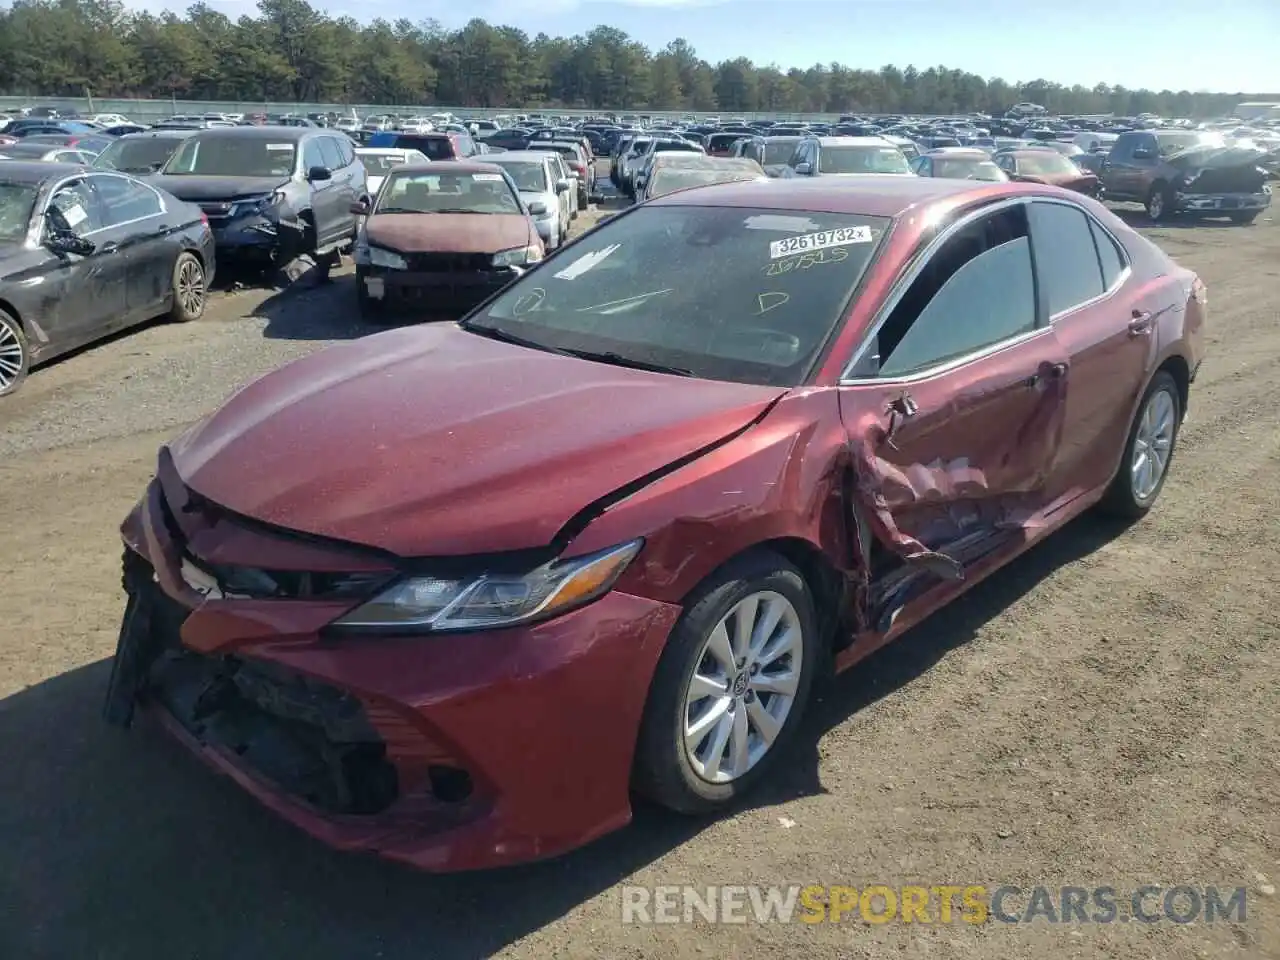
[1,195,1278,959]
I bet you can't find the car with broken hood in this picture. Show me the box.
[1111,141,1272,224]
[151,126,366,275]
[105,176,1205,872]
[351,161,543,321]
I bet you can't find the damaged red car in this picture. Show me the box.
[105,176,1206,871]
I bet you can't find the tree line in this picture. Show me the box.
[0,0,1270,117]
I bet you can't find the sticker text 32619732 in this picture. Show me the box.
[769,225,873,259]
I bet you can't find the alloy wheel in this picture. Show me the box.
[682,590,804,783]
[1131,386,1176,501]
[0,318,25,393]
[177,258,206,317]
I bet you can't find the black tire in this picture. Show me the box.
[168,252,207,323]
[1098,370,1182,519]
[1230,211,1259,225]
[0,308,30,397]
[1145,183,1174,222]
[633,550,820,814]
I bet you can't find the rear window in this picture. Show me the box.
[709,134,744,150]
[394,135,456,160]
[489,160,547,192]
[933,157,1007,181]
[649,167,761,197]
[92,137,183,174]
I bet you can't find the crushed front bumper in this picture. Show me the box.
[1173,190,1271,214]
[107,476,680,871]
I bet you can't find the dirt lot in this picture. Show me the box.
[1,184,1278,960]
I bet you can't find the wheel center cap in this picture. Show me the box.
[731,672,750,697]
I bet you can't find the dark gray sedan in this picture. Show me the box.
[0,162,216,396]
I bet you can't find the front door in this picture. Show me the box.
[837,201,1069,627]
[42,177,128,345]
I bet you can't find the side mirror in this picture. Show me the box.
[794,162,812,175]
[527,201,548,216]
[555,179,570,193]
[46,228,94,256]
[349,199,370,215]
[307,165,332,181]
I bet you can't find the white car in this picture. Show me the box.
[87,113,131,127]
[355,147,430,198]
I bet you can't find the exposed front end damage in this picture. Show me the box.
[197,194,311,265]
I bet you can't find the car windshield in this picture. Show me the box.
[358,152,415,174]
[374,170,521,214]
[164,136,296,177]
[491,161,547,191]
[933,157,1007,181]
[0,182,37,242]
[822,146,911,174]
[1156,132,1219,157]
[93,137,182,174]
[1015,152,1077,176]
[463,205,889,387]
[763,142,798,164]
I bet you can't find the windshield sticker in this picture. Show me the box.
[60,204,87,227]
[266,143,293,151]
[472,173,503,181]
[743,214,823,233]
[763,246,850,276]
[553,243,621,280]
[770,226,873,259]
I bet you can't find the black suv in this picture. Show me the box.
[151,126,367,273]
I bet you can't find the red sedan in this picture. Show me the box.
[994,147,1103,197]
[105,175,1206,871]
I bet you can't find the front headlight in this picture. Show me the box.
[331,539,643,632]
[492,244,542,267]
[230,191,284,218]
[366,245,407,269]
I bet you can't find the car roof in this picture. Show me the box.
[118,129,198,140]
[0,160,85,182]
[395,160,508,175]
[810,136,894,147]
[482,150,554,163]
[190,126,312,141]
[649,175,1027,218]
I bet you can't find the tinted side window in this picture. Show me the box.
[301,138,326,171]
[317,137,344,170]
[873,206,1036,377]
[1028,202,1104,316]
[1090,218,1125,289]
[336,137,355,166]
[91,175,162,225]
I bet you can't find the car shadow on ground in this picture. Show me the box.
[0,514,1128,959]
[255,270,365,342]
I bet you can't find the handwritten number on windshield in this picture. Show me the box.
[762,246,849,277]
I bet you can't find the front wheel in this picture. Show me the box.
[633,551,819,814]
[1099,370,1181,519]
[1145,184,1174,222]
[0,308,30,397]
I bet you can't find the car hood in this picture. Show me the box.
[148,174,289,201]
[168,323,785,557]
[364,212,533,254]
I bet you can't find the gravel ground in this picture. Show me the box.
[1,180,1278,960]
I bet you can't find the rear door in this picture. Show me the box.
[837,200,1069,625]
[89,173,171,318]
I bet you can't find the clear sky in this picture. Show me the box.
[157,0,1280,94]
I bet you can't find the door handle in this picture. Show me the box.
[1128,310,1154,336]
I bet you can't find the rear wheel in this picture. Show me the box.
[633,551,819,814]
[169,252,206,323]
[0,309,30,397]
[1099,370,1181,519]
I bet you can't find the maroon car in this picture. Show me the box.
[105,176,1206,871]
[993,148,1102,197]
